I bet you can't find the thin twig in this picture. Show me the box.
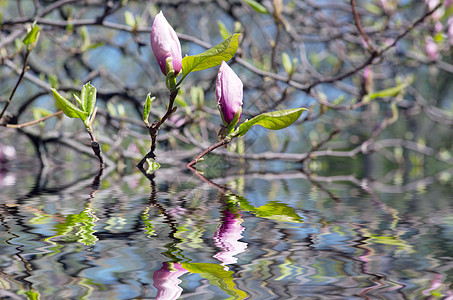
[350,0,375,52]
[137,89,179,168]
[4,111,63,128]
[0,50,31,122]
[186,138,230,167]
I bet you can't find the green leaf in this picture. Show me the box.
[74,94,83,110]
[143,93,154,125]
[243,0,269,14]
[23,24,39,46]
[234,107,306,137]
[181,34,240,76]
[81,82,96,116]
[217,20,231,40]
[51,88,88,120]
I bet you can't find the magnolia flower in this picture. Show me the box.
[153,262,188,300]
[213,210,247,267]
[216,61,243,125]
[150,11,182,76]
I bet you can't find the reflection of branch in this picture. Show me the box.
[141,171,185,261]
[186,165,230,194]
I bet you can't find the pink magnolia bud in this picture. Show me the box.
[425,36,438,61]
[363,66,373,94]
[150,11,182,76]
[216,61,243,125]
[153,262,188,300]
[213,210,247,266]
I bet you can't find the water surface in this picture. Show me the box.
[1,166,453,299]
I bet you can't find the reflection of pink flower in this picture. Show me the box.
[213,210,247,266]
[153,262,188,300]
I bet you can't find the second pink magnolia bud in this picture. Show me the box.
[150,11,182,76]
[216,61,243,125]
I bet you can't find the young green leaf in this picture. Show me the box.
[124,11,136,28]
[282,52,292,75]
[74,94,84,109]
[143,93,155,125]
[244,0,269,14]
[80,26,91,52]
[368,76,413,100]
[181,34,240,77]
[23,24,39,46]
[233,107,307,137]
[51,88,88,120]
[81,82,96,116]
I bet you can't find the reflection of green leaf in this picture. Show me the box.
[51,207,98,246]
[368,235,414,253]
[233,195,302,223]
[182,34,240,76]
[28,213,54,224]
[142,209,156,237]
[25,289,40,300]
[254,202,302,223]
[181,262,248,299]
[146,158,161,173]
[234,108,306,137]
